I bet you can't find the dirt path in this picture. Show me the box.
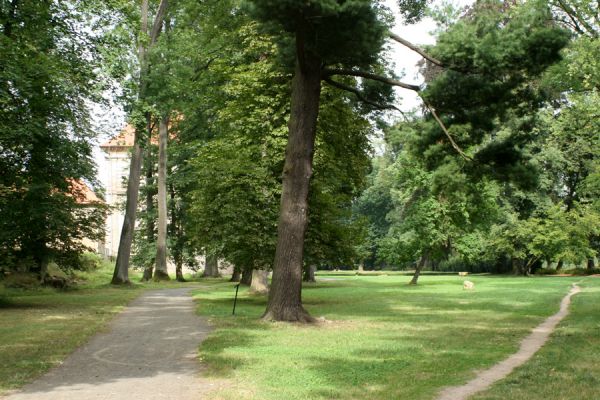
[3,288,212,400]
[436,283,581,400]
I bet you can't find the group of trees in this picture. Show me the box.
[1,0,598,321]
[357,0,600,280]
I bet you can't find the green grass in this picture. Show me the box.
[0,263,200,394]
[473,278,600,400]
[192,275,600,400]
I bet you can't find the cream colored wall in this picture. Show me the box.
[101,148,130,257]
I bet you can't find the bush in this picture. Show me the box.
[2,272,41,289]
[78,252,104,271]
[535,268,558,275]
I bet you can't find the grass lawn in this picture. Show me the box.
[192,275,600,400]
[0,263,198,395]
[473,278,600,400]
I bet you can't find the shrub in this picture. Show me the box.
[78,252,104,271]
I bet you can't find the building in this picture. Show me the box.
[99,125,135,258]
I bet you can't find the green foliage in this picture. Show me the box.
[0,0,109,275]
[247,0,389,69]
[420,0,570,181]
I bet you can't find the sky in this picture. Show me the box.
[384,0,474,114]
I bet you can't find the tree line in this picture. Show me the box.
[1,0,598,321]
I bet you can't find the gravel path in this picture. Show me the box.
[3,288,212,400]
[436,283,581,400]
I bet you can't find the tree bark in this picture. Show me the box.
[112,133,143,285]
[587,258,595,270]
[229,267,241,282]
[262,29,321,322]
[111,0,149,285]
[141,115,155,282]
[153,115,170,281]
[111,0,168,285]
[303,265,316,282]
[250,269,269,294]
[202,254,219,278]
[240,266,253,285]
[409,253,428,285]
[556,259,564,271]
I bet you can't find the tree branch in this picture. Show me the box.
[323,68,421,92]
[150,0,169,45]
[324,78,400,111]
[420,97,473,161]
[388,32,444,66]
[556,0,598,38]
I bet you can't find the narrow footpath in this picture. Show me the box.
[437,283,581,400]
[4,288,211,400]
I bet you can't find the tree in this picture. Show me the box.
[112,0,169,284]
[248,0,405,322]
[0,0,108,280]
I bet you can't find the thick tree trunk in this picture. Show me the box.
[202,255,220,278]
[154,115,170,281]
[229,268,241,282]
[303,265,316,282]
[250,269,269,294]
[240,267,253,285]
[556,259,564,271]
[409,254,427,285]
[262,33,321,322]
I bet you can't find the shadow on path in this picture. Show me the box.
[2,288,215,400]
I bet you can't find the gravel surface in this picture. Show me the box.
[3,288,212,400]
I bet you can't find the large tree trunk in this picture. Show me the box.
[250,269,269,294]
[556,259,564,271]
[141,117,155,282]
[229,267,241,282]
[202,255,219,278]
[409,253,427,285]
[240,267,253,285]
[588,258,595,271]
[262,31,322,322]
[303,265,316,283]
[153,115,170,281]
[111,0,168,285]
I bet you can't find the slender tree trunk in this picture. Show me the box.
[262,30,322,323]
[409,253,427,285]
[556,259,564,271]
[111,0,149,285]
[153,115,170,281]
[240,267,253,285]
[587,258,595,270]
[111,0,169,285]
[250,269,269,294]
[202,254,219,277]
[112,136,143,284]
[230,267,241,282]
[141,116,155,282]
[175,260,185,281]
